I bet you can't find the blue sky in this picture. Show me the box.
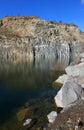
[0,0,84,31]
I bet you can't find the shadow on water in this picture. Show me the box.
[0,57,69,129]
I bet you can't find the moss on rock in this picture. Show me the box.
[17,108,30,121]
[52,81,63,87]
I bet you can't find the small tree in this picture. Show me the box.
[65,25,67,31]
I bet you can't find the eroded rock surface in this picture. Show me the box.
[55,81,82,108]
[54,62,84,108]
[0,16,84,62]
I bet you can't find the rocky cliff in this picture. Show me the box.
[0,16,84,62]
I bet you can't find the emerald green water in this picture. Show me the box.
[0,58,67,130]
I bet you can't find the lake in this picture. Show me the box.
[0,57,68,130]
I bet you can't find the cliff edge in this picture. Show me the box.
[0,16,84,62]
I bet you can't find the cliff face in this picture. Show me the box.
[0,16,84,62]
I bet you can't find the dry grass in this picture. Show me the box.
[3,16,38,22]
[0,27,20,38]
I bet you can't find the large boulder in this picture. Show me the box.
[54,74,70,85]
[65,63,84,77]
[54,81,82,108]
[71,76,84,88]
[54,65,84,88]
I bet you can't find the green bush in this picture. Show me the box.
[50,21,56,25]
[65,25,67,31]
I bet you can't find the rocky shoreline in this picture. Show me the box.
[47,99,84,130]
[23,57,84,130]
[47,56,84,130]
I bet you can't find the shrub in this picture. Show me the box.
[50,21,56,25]
[65,25,67,31]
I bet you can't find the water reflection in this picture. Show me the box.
[0,57,68,89]
[0,57,68,129]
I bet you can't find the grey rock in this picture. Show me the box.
[55,81,82,108]
[65,63,84,77]
[54,74,69,85]
[23,118,32,126]
[0,16,84,62]
[47,111,57,123]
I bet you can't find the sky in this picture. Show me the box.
[0,0,84,31]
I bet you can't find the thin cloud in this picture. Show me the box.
[81,0,84,4]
